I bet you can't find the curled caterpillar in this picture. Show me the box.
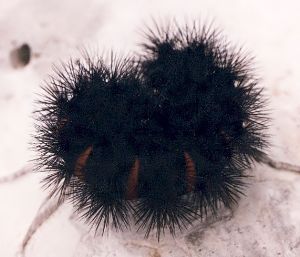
[33,21,269,240]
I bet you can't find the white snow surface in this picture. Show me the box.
[0,0,300,256]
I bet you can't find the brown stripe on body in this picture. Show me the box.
[125,158,140,200]
[184,152,197,193]
[74,145,93,180]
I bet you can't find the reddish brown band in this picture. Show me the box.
[184,152,197,193]
[125,158,140,200]
[74,145,93,180]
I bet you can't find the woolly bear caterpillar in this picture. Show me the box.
[32,20,270,240]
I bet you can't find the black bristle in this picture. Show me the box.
[33,20,269,240]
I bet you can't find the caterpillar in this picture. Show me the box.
[33,20,269,240]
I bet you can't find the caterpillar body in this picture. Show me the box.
[34,21,269,240]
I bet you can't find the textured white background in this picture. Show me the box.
[0,0,300,256]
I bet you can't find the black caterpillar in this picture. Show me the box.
[33,21,269,240]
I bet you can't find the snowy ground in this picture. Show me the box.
[0,0,300,256]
